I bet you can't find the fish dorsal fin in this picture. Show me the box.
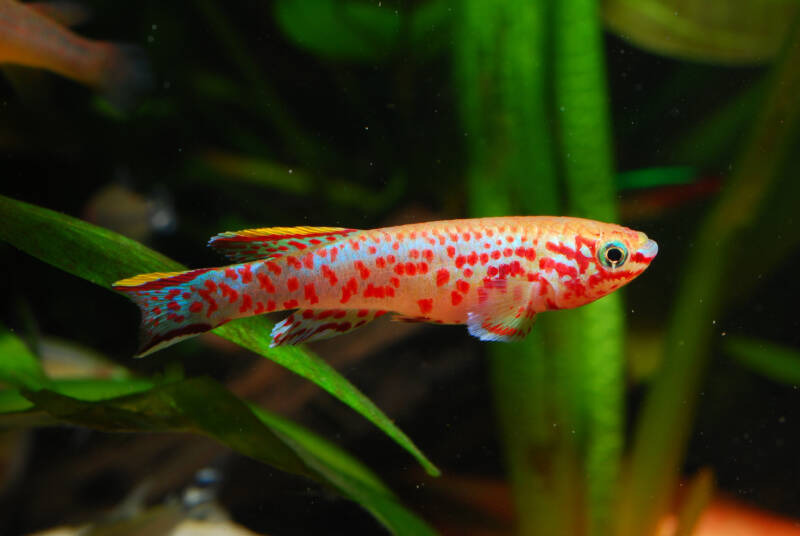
[208,226,359,263]
[466,278,538,342]
[270,309,388,347]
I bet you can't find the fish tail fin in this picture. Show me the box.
[97,43,154,111]
[113,268,217,357]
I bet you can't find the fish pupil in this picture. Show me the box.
[606,247,623,264]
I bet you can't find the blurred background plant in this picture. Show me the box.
[2,0,800,535]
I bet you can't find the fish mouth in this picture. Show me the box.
[637,239,659,260]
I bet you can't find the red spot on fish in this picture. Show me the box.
[189,302,203,313]
[539,258,578,279]
[357,309,369,317]
[457,280,470,293]
[391,277,400,288]
[153,307,162,315]
[303,253,314,270]
[480,253,489,265]
[321,265,338,286]
[486,229,494,237]
[266,261,282,275]
[464,268,474,278]
[166,289,181,300]
[219,282,239,303]
[303,310,315,319]
[304,283,319,305]
[455,255,466,268]
[287,277,299,292]
[350,240,360,251]
[254,302,265,314]
[526,248,536,261]
[225,268,238,280]
[368,245,377,254]
[491,250,501,260]
[462,232,471,241]
[418,298,433,314]
[340,277,358,304]
[330,247,339,262]
[394,263,405,275]
[355,260,370,280]
[630,252,650,264]
[467,252,478,265]
[376,257,386,268]
[316,248,328,257]
[385,285,395,297]
[436,268,450,286]
[487,266,499,277]
[387,254,396,264]
[409,249,419,259]
[168,301,180,311]
[284,299,299,309]
[392,242,400,250]
[451,291,463,306]
[423,249,434,262]
[418,262,429,274]
[182,292,192,299]
[257,273,276,293]
[515,247,526,257]
[504,248,513,257]
[447,245,456,258]
[266,300,276,312]
[310,239,322,245]
[287,256,302,270]
[240,294,253,313]
[237,265,252,283]
[288,240,307,250]
[334,310,347,319]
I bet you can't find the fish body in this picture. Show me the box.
[113,217,658,356]
[0,0,151,107]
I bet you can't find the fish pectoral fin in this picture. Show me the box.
[270,308,388,347]
[466,278,538,342]
[208,226,360,263]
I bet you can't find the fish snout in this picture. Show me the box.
[636,239,659,261]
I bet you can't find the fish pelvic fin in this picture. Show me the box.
[466,278,538,342]
[208,226,359,263]
[112,268,218,357]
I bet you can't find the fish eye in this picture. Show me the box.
[599,241,628,269]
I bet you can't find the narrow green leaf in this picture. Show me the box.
[725,337,800,385]
[0,194,439,476]
[18,377,436,535]
[0,325,48,390]
[603,0,799,65]
[274,0,400,62]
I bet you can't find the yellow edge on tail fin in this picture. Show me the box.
[214,226,350,239]
[113,271,186,287]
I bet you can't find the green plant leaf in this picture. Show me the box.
[274,0,400,62]
[0,194,439,477]
[725,336,800,385]
[0,325,48,390]
[10,377,435,535]
[603,0,799,65]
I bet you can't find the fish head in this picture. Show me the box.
[535,218,658,309]
[578,222,658,303]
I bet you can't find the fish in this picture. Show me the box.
[0,0,152,108]
[113,217,659,356]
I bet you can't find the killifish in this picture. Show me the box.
[113,217,658,356]
[0,0,152,107]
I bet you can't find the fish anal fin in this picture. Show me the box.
[466,278,538,342]
[208,226,359,263]
[270,308,387,347]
